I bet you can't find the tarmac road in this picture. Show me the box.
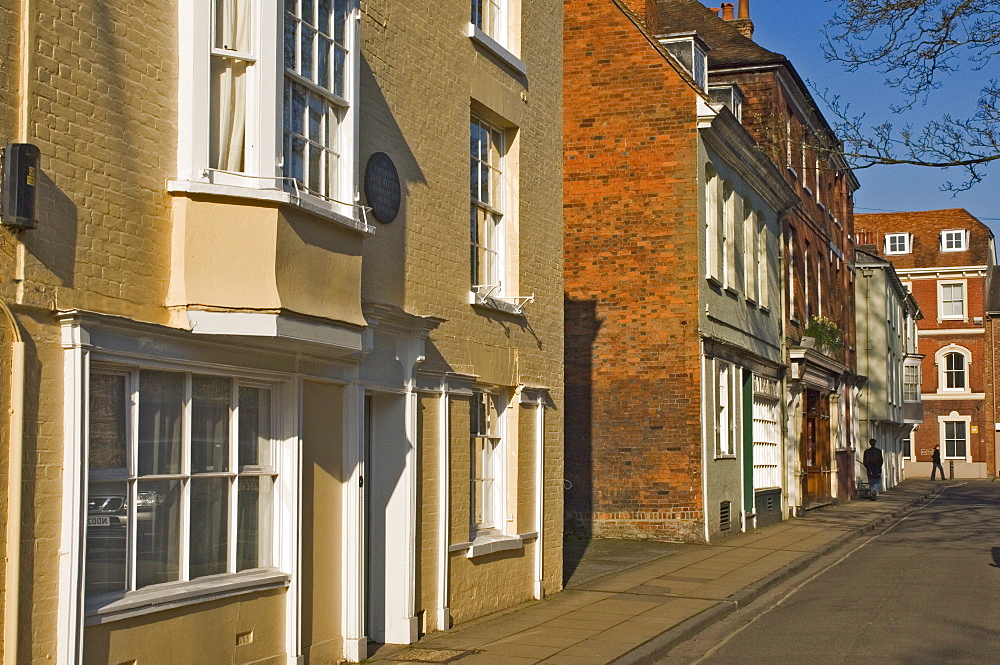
[656,481,1000,665]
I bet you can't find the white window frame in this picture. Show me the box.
[757,216,769,309]
[715,360,738,458]
[751,377,780,490]
[705,165,720,283]
[722,182,735,291]
[176,0,358,219]
[471,0,508,48]
[470,115,508,299]
[938,412,972,461]
[84,367,282,602]
[787,229,797,322]
[935,345,972,394]
[470,390,507,534]
[938,280,967,321]
[901,434,913,460]
[743,202,757,302]
[940,229,968,252]
[902,362,921,401]
[884,233,911,255]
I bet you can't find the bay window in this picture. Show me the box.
[177,0,357,216]
[85,368,277,599]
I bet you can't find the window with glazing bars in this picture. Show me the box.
[283,0,349,198]
[470,117,504,294]
[85,369,276,598]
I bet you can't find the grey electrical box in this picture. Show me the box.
[1,143,40,229]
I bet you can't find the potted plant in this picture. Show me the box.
[804,315,844,352]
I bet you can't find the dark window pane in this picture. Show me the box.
[137,371,184,476]
[238,387,271,468]
[89,373,128,470]
[135,479,181,588]
[333,46,346,98]
[334,0,347,43]
[301,25,315,80]
[85,480,129,596]
[190,477,230,579]
[237,476,274,570]
[283,16,298,72]
[318,0,331,34]
[191,375,231,474]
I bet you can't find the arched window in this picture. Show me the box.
[945,352,966,389]
[936,345,972,393]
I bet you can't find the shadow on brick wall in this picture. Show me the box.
[563,295,601,583]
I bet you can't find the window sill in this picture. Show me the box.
[167,179,374,235]
[714,454,737,460]
[707,275,723,288]
[468,23,527,78]
[470,291,526,317]
[450,530,532,559]
[84,568,290,625]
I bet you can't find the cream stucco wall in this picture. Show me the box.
[83,590,287,665]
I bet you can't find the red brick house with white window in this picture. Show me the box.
[855,209,998,478]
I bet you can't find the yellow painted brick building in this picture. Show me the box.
[0,1,562,663]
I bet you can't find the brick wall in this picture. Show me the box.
[564,0,705,541]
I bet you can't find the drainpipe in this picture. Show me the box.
[1,300,24,665]
[5,0,33,661]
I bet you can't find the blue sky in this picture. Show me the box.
[744,0,1000,240]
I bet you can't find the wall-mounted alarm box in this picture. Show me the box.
[1,143,40,229]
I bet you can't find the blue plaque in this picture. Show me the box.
[363,152,401,223]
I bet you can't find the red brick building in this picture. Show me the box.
[563,0,796,542]
[855,209,998,477]
[657,0,861,511]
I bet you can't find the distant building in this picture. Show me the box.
[563,0,796,543]
[853,246,923,492]
[656,0,861,512]
[856,209,998,478]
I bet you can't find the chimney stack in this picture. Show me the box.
[733,0,754,38]
[721,2,735,20]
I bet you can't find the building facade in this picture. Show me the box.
[855,209,998,479]
[563,0,795,543]
[656,0,861,512]
[0,1,562,663]
[853,246,923,492]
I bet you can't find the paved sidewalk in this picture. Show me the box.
[363,480,950,665]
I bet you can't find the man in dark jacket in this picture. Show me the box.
[931,445,947,480]
[863,439,884,500]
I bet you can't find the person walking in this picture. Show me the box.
[862,439,884,500]
[931,444,947,480]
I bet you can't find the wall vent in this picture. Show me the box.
[720,501,732,531]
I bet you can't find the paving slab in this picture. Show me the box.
[362,480,946,665]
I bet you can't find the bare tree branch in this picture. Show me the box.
[818,0,1000,189]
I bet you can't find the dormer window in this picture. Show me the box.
[658,32,710,91]
[708,83,745,121]
[885,233,911,254]
[941,229,968,251]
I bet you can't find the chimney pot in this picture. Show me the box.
[738,0,750,19]
[721,2,735,20]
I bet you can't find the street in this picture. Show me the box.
[657,481,1000,665]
